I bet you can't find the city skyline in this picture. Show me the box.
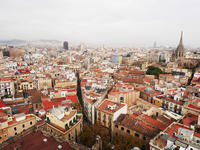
[1,0,200,47]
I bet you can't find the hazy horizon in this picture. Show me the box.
[1,0,200,47]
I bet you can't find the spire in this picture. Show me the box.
[179,31,183,46]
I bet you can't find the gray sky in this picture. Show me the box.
[0,0,200,47]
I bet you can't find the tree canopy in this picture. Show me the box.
[146,66,164,76]
[79,124,143,150]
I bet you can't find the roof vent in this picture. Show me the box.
[43,138,47,142]
[58,145,62,149]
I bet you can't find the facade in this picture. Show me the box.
[54,78,77,88]
[0,113,37,143]
[0,77,15,98]
[18,78,35,92]
[111,55,122,64]
[96,99,127,128]
[108,82,140,107]
[37,77,52,90]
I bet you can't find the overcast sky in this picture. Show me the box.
[0,0,200,47]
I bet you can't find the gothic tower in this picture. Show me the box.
[172,31,185,61]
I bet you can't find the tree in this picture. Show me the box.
[79,124,110,149]
[146,66,164,76]
[126,53,131,57]
[112,134,142,150]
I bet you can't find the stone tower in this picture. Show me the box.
[172,31,185,61]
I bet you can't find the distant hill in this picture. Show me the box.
[0,39,26,45]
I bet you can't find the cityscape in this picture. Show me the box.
[1,1,200,150]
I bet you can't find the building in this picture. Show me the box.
[37,77,52,90]
[63,41,69,50]
[0,113,37,143]
[172,31,185,61]
[18,78,35,92]
[113,113,171,150]
[108,82,140,107]
[0,77,15,98]
[45,105,83,142]
[150,122,200,150]
[96,99,127,128]
[111,55,122,64]
[183,99,200,115]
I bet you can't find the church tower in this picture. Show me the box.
[172,31,185,61]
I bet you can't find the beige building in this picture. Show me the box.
[37,77,52,90]
[54,78,77,88]
[45,105,83,142]
[18,78,35,92]
[0,113,37,143]
[108,87,140,107]
[96,99,127,129]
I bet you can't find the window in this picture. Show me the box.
[15,132,17,135]
[135,133,139,137]
[115,125,118,128]
[14,127,17,131]
[121,127,124,131]
[0,136,1,139]
[197,140,200,143]
[143,136,146,140]
[120,97,124,103]
[22,124,25,128]
[30,121,32,125]
[127,130,130,134]
[190,148,193,150]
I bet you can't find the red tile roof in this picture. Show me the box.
[0,77,14,81]
[165,123,192,138]
[2,131,72,150]
[194,132,200,138]
[182,114,198,127]
[188,104,200,111]
[98,99,126,114]
[141,114,168,131]
[67,95,78,103]
[17,69,31,74]
[0,100,6,108]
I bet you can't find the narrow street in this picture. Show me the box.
[187,60,200,85]
[76,72,89,123]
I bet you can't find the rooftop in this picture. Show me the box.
[2,131,72,150]
[98,99,126,114]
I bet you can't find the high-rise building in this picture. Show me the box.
[153,41,157,48]
[63,41,68,50]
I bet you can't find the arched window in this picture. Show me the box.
[98,112,101,121]
[103,114,106,125]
